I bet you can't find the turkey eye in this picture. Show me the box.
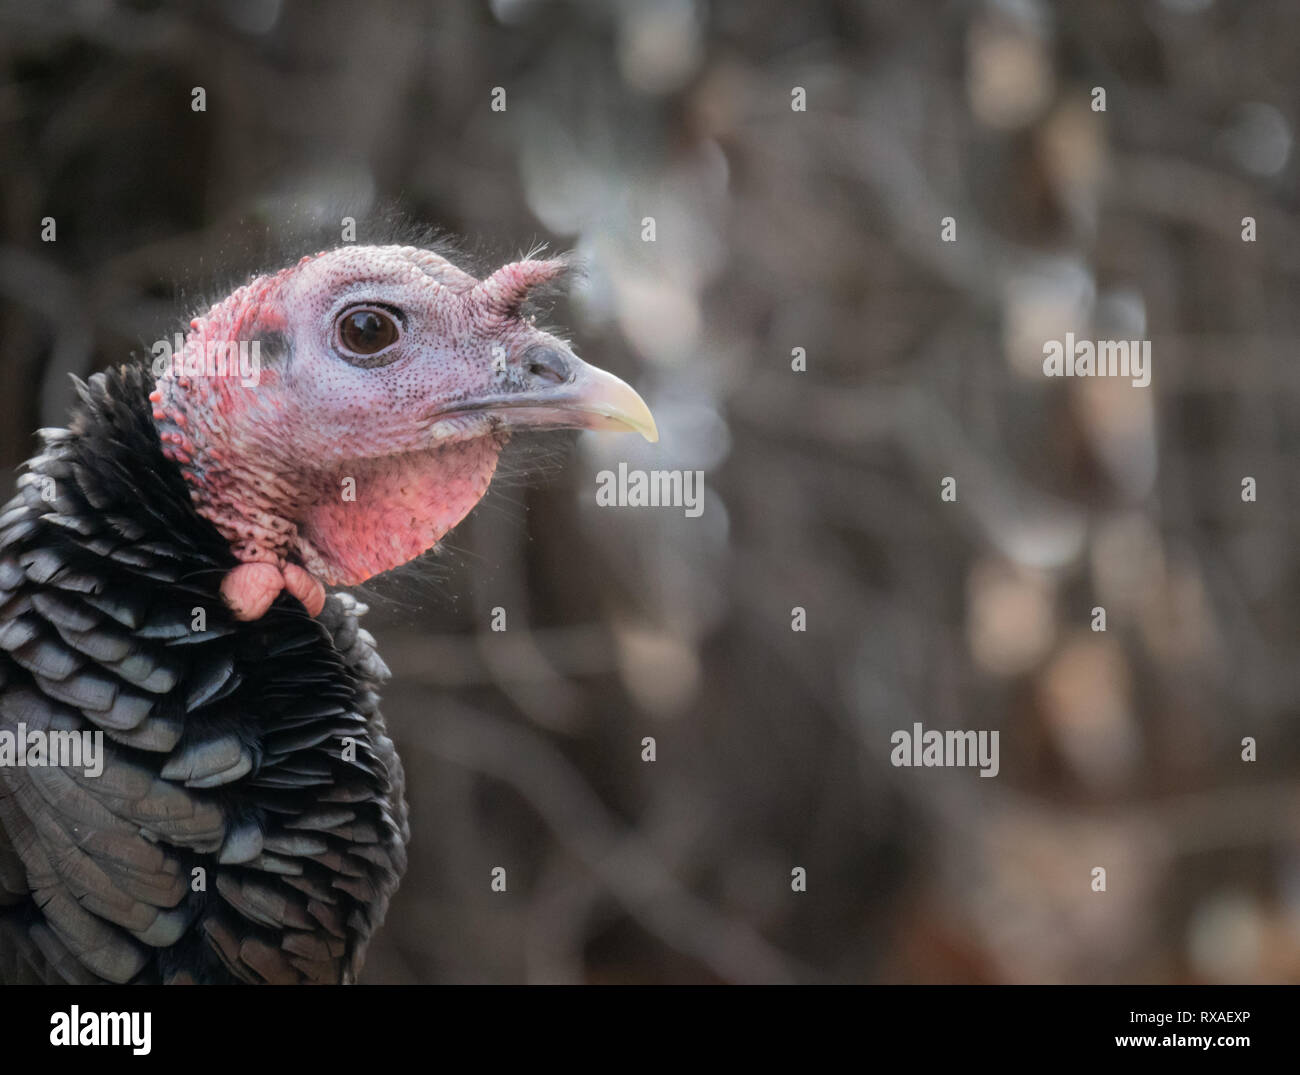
[337,307,400,363]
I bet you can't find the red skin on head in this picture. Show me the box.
[154,245,568,620]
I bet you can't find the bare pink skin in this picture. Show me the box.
[151,245,581,620]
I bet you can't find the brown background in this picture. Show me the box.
[1,0,1298,982]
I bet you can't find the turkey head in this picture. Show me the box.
[150,244,657,620]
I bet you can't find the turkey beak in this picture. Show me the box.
[453,350,659,443]
[545,356,659,443]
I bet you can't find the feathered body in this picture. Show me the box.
[0,366,407,983]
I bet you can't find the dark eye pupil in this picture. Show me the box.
[355,313,380,340]
[340,309,398,356]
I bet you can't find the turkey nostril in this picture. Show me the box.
[520,345,569,386]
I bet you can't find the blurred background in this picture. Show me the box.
[1,0,1299,983]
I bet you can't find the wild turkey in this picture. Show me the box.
[0,244,656,984]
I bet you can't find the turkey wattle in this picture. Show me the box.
[0,244,657,984]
